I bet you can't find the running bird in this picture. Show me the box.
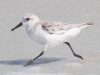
[11,14,94,66]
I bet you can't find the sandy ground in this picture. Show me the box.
[0,0,100,75]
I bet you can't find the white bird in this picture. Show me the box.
[11,13,94,66]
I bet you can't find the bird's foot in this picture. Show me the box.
[24,60,34,67]
[74,53,84,60]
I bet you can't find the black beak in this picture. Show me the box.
[11,22,22,31]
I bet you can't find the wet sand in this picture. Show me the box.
[0,0,100,75]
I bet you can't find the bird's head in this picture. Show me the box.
[11,13,39,31]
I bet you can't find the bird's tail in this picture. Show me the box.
[77,22,94,30]
[84,22,94,26]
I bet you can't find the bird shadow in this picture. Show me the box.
[0,57,65,66]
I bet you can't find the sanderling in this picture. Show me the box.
[11,13,94,66]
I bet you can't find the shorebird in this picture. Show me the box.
[11,14,94,66]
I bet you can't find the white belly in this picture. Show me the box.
[26,26,81,48]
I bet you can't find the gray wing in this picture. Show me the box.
[41,21,94,34]
[41,21,73,34]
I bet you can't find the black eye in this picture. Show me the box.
[26,18,30,21]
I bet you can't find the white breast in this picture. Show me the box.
[26,25,46,45]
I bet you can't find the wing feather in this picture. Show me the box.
[41,21,72,34]
[39,21,93,34]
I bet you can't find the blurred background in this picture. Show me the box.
[0,0,100,75]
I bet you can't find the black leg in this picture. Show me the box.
[24,51,44,66]
[64,42,84,59]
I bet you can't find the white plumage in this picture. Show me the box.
[11,13,94,66]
